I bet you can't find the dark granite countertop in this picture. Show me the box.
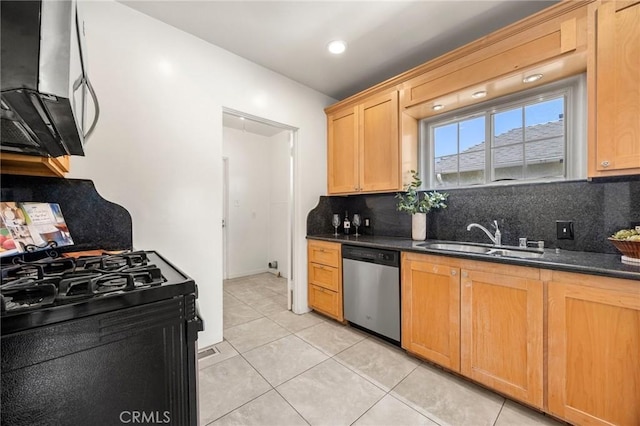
[307,234,640,282]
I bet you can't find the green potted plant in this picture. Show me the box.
[396,170,448,240]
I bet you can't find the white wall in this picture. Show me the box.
[222,127,270,278]
[222,127,290,280]
[69,0,334,348]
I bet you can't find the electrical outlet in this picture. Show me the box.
[364,218,371,227]
[556,220,574,240]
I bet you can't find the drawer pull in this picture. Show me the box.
[451,270,457,276]
[601,160,610,168]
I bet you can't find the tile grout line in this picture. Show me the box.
[492,398,507,426]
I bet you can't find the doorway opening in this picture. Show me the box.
[221,108,297,311]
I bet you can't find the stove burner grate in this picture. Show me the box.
[0,277,58,311]
[0,251,165,312]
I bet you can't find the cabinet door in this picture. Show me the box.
[308,284,342,321]
[591,0,640,174]
[359,91,400,192]
[548,277,640,426]
[460,269,543,408]
[401,254,460,371]
[327,106,359,194]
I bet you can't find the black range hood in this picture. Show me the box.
[0,0,99,158]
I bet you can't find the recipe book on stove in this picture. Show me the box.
[0,202,74,257]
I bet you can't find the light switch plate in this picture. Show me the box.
[556,220,574,240]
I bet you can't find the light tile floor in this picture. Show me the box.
[199,273,565,426]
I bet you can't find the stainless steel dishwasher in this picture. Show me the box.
[342,245,400,344]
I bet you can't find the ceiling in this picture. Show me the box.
[118,1,559,101]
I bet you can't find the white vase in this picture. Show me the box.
[412,213,427,241]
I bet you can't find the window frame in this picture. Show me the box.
[420,74,586,190]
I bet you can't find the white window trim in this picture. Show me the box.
[419,74,587,190]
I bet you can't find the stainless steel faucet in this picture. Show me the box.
[467,220,501,246]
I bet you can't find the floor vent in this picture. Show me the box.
[198,346,221,360]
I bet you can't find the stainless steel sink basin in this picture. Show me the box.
[485,248,543,259]
[419,242,492,254]
[418,242,543,259]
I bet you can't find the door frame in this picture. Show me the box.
[222,156,229,280]
[222,107,298,311]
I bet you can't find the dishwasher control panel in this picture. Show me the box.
[342,245,399,267]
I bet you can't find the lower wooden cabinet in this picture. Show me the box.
[547,271,640,426]
[402,253,544,408]
[303,242,640,423]
[307,240,343,321]
[308,284,342,320]
[401,252,460,371]
[460,268,544,409]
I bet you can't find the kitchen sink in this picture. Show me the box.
[418,242,544,259]
[485,248,544,259]
[420,242,493,254]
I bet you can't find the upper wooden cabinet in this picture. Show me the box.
[327,91,402,195]
[547,270,640,426]
[0,153,70,177]
[400,5,587,118]
[588,0,640,177]
[324,2,595,195]
[327,105,358,194]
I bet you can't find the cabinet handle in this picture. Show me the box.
[451,270,457,276]
[462,271,468,278]
[601,161,610,168]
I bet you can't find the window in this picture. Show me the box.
[422,75,586,189]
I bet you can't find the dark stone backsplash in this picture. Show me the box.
[307,177,640,254]
[1,174,133,257]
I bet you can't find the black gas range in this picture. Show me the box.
[0,175,204,425]
[1,250,197,333]
[1,249,203,426]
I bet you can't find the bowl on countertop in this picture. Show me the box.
[608,238,640,263]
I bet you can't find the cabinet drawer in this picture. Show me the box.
[308,241,341,267]
[309,262,340,292]
[308,284,342,320]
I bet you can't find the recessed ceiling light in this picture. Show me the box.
[327,40,347,55]
[523,73,543,83]
[472,90,487,99]
[432,104,444,111]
